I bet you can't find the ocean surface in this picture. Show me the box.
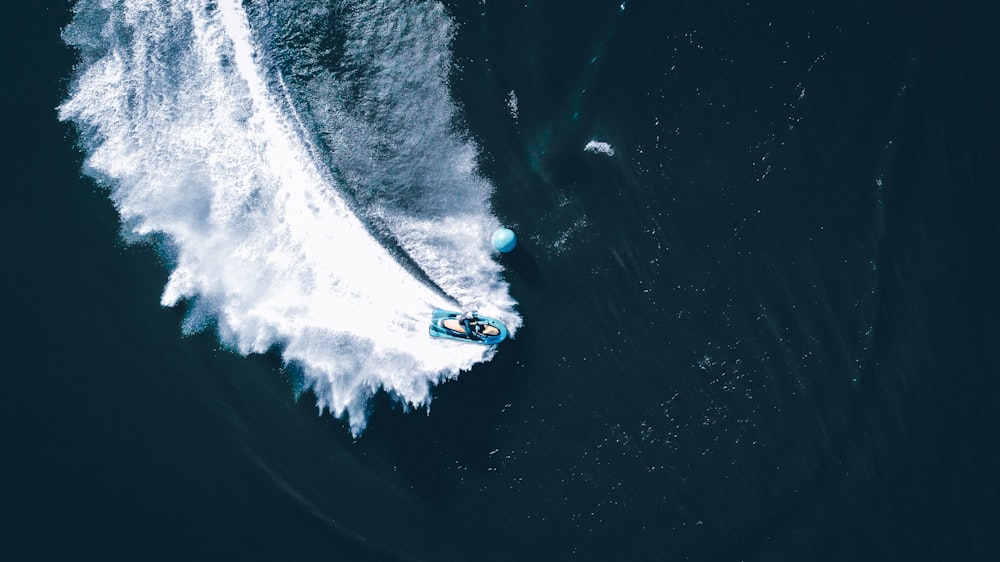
[4,0,999,560]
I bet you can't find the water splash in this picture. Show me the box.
[59,0,519,435]
[584,140,615,156]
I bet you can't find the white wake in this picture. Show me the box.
[59,0,519,434]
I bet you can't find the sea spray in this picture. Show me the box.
[59,0,520,435]
[245,0,516,310]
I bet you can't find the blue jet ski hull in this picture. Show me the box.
[428,309,508,345]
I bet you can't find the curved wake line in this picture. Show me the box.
[266,37,461,309]
[59,0,520,435]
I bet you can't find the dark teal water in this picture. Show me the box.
[4,1,999,560]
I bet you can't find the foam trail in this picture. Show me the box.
[59,0,520,435]
[249,0,516,312]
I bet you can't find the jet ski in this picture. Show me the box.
[428,309,508,345]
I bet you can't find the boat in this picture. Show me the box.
[428,309,508,345]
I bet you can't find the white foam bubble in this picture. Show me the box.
[584,140,615,156]
[60,0,519,435]
[506,90,519,121]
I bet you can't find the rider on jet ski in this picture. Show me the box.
[432,309,504,344]
[457,310,480,337]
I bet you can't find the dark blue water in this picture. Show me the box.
[4,0,999,560]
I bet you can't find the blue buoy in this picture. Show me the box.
[492,227,517,253]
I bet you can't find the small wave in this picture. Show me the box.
[584,140,615,156]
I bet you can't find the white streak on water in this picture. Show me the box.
[506,90,519,121]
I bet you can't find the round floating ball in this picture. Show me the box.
[492,227,517,253]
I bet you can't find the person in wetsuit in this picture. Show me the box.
[457,310,480,338]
